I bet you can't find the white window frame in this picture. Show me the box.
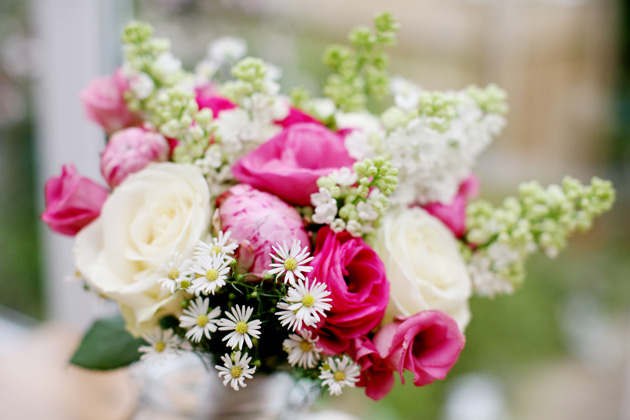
[33,0,133,329]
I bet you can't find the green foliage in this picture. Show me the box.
[323,12,399,112]
[70,315,145,370]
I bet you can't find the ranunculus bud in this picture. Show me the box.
[80,68,140,133]
[41,164,109,236]
[101,127,170,188]
[217,184,309,275]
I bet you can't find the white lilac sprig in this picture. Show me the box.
[464,176,615,296]
[319,355,361,396]
[344,85,508,206]
[191,253,232,296]
[139,328,180,364]
[283,330,322,369]
[178,297,221,343]
[218,305,262,350]
[268,240,314,285]
[216,351,256,391]
[157,252,193,293]
[311,158,398,237]
[276,278,332,332]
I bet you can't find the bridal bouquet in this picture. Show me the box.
[41,14,615,400]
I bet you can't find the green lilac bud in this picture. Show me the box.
[467,84,509,115]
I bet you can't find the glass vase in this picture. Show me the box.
[130,353,319,420]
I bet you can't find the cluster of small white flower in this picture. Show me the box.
[466,245,519,298]
[142,238,359,395]
[270,241,331,332]
[157,230,237,296]
[344,82,507,206]
[269,241,360,396]
[192,40,289,197]
[310,168,386,237]
[195,36,248,84]
[319,355,361,396]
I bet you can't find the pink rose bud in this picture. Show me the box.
[101,127,170,188]
[217,184,309,276]
[422,175,480,237]
[373,310,465,388]
[41,164,109,236]
[80,68,140,133]
[232,123,355,206]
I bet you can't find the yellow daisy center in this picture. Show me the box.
[180,280,190,289]
[196,314,209,327]
[154,341,166,353]
[235,321,249,334]
[206,268,219,282]
[168,269,179,280]
[230,365,243,378]
[284,258,298,271]
[211,245,222,255]
[334,371,346,382]
[302,294,315,307]
[299,341,313,352]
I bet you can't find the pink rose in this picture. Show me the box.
[349,337,395,401]
[41,164,109,236]
[195,91,237,117]
[422,175,480,237]
[217,184,309,275]
[310,228,389,354]
[373,310,465,387]
[101,127,170,188]
[80,69,140,133]
[232,123,355,205]
[275,107,323,129]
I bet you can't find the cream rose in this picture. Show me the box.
[74,162,211,335]
[372,207,472,331]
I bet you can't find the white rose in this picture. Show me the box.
[74,163,211,335]
[372,207,472,331]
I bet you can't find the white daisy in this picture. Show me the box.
[191,254,231,296]
[179,297,222,343]
[218,305,262,349]
[139,328,180,364]
[319,355,361,396]
[194,230,238,258]
[283,330,322,368]
[215,351,256,391]
[276,278,332,331]
[158,253,193,293]
[268,240,314,285]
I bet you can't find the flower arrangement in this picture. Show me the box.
[42,13,615,401]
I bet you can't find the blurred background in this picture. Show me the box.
[0,0,629,419]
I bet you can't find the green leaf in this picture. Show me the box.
[70,314,146,370]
